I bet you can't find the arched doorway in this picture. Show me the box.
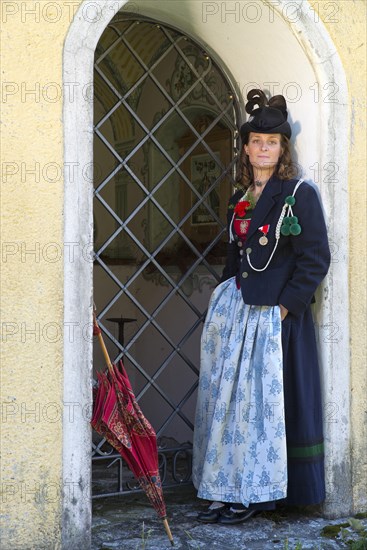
[63,2,349,547]
[92,14,239,496]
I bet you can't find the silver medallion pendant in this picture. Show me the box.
[259,235,268,246]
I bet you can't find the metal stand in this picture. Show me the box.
[106,317,136,348]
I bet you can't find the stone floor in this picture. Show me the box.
[92,485,367,550]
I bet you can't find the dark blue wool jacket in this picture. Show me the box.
[221,177,331,316]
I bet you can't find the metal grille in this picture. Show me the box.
[92,15,239,497]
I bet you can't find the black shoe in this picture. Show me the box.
[217,508,258,525]
[197,504,228,523]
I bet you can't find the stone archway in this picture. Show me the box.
[63,1,349,547]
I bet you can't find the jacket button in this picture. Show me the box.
[246,247,252,254]
[242,271,248,278]
[237,241,243,247]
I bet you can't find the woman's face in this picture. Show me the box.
[244,132,283,170]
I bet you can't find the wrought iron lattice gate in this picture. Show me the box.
[92,14,240,498]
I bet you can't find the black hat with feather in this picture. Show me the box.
[240,89,292,141]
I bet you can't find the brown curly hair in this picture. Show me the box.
[236,134,299,190]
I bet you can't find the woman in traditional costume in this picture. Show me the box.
[192,89,331,524]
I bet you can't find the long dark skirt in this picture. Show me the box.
[281,306,325,505]
[248,306,325,511]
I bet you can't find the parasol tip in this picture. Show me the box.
[162,517,174,546]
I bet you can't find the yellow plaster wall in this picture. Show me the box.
[0,1,366,548]
[309,0,367,511]
[0,2,76,547]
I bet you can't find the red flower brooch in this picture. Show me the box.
[234,200,250,218]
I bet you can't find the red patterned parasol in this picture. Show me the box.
[92,314,174,546]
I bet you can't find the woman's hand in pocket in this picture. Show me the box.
[279,304,289,321]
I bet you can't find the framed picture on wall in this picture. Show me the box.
[178,120,233,246]
[190,152,221,226]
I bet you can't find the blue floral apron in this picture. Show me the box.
[192,277,287,506]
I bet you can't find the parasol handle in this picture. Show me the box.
[162,517,174,546]
[93,312,114,376]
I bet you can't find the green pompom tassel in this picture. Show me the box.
[285,196,296,206]
[283,216,292,225]
[289,216,298,224]
[281,225,291,236]
[290,223,302,235]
